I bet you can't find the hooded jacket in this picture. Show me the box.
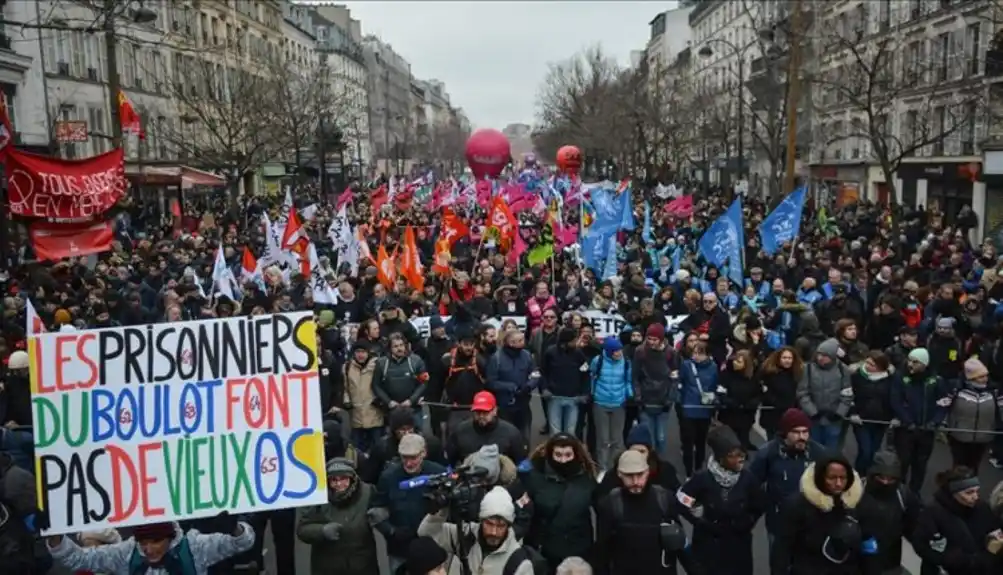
[541,331,590,398]
[770,456,880,575]
[47,523,255,575]
[296,462,379,575]
[796,339,853,423]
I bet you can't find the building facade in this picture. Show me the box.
[310,4,371,175]
[363,36,413,175]
[809,0,992,238]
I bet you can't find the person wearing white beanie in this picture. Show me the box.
[417,486,536,575]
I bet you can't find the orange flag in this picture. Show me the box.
[431,237,452,276]
[375,243,397,288]
[401,225,425,290]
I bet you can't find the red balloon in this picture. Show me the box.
[556,145,582,175]
[465,129,511,180]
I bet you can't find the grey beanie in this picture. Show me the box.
[816,338,841,360]
[469,444,501,484]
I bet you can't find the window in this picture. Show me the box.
[55,30,70,72]
[905,110,919,154]
[967,23,981,76]
[910,0,922,19]
[932,106,945,155]
[88,107,105,154]
[1,84,16,132]
[962,101,977,154]
[938,33,950,82]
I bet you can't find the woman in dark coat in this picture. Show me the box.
[522,432,598,572]
[676,425,766,575]
[912,466,1003,575]
[757,346,804,437]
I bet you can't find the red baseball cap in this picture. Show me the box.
[471,391,497,412]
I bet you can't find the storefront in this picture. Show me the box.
[809,164,867,206]
[896,161,980,228]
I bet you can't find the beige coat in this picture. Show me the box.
[344,358,384,429]
[417,513,534,575]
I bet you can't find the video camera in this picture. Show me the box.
[399,465,492,522]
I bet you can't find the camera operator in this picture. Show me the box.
[370,433,447,575]
[418,486,539,575]
[447,392,528,466]
[461,444,534,541]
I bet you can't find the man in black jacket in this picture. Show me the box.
[447,391,528,466]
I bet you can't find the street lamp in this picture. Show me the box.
[698,29,777,185]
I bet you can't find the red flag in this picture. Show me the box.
[118,90,144,139]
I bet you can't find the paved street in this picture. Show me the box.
[269,397,1003,574]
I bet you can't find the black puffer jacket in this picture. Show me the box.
[912,488,1003,575]
[770,454,881,575]
[849,367,894,422]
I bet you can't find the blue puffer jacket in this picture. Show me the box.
[590,353,632,408]
[679,358,718,419]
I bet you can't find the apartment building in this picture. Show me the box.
[310,4,371,173]
[363,36,413,174]
[809,0,992,236]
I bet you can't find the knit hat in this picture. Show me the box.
[964,358,989,380]
[429,315,445,330]
[603,338,623,354]
[645,323,665,340]
[626,423,653,448]
[778,408,813,435]
[132,522,175,542]
[325,457,356,478]
[479,486,515,523]
[869,451,900,479]
[617,450,649,474]
[907,348,930,367]
[407,536,448,575]
[469,444,501,484]
[707,425,743,460]
[7,350,28,370]
[53,308,71,325]
[816,338,841,360]
[935,316,955,329]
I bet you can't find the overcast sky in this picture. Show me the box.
[341,1,666,130]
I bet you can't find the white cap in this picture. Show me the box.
[479,485,515,523]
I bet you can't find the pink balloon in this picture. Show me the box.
[465,129,511,180]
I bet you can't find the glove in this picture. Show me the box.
[848,415,863,425]
[210,511,238,535]
[366,507,390,527]
[32,508,50,532]
[541,389,553,399]
[321,522,342,541]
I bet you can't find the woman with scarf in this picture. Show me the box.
[523,433,598,572]
[847,351,895,475]
[526,281,558,332]
[716,350,762,452]
[297,458,380,575]
[912,466,1003,575]
[676,426,765,575]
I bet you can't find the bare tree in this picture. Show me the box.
[534,45,624,157]
[157,53,284,208]
[809,7,985,207]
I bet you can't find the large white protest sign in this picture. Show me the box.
[29,312,328,535]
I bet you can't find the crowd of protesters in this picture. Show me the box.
[1,174,1003,575]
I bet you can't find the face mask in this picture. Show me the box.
[551,459,580,477]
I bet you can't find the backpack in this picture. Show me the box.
[446,348,484,383]
[503,545,549,575]
[379,355,417,380]
[634,345,678,404]
[0,501,34,574]
[593,354,631,387]
[608,485,671,525]
[129,535,197,575]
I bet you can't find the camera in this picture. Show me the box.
[423,466,492,522]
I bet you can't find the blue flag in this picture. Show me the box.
[759,185,806,255]
[698,199,745,288]
[601,234,619,280]
[672,246,681,274]
[582,231,608,273]
[642,201,652,244]
[619,187,636,231]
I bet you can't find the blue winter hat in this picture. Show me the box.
[626,423,653,448]
[603,338,623,354]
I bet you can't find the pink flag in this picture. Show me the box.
[507,230,527,265]
[664,195,693,218]
[556,224,578,250]
[335,188,354,211]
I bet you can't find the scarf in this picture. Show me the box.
[707,456,740,488]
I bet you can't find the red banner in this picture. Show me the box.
[5,148,126,220]
[29,220,114,261]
